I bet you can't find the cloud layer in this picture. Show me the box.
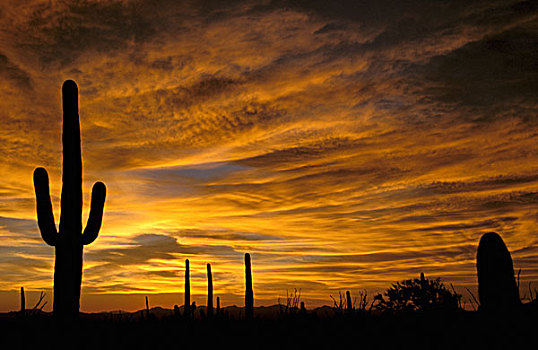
[0,0,536,312]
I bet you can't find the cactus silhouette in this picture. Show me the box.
[184,259,190,317]
[346,290,353,314]
[20,287,25,315]
[33,80,106,320]
[145,296,150,319]
[207,263,213,318]
[476,232,521,311]
[216,296,220,316]
[245,253,253,319]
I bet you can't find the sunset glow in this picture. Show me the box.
[0,0,536,312]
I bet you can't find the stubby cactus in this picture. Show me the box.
[245,253,253,319]
[346,290,353,314]
[207,263,213,317]
[20,287,25,315]
[33,80,106,320]
[476,232,520,311]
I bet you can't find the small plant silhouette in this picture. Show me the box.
[19,290,47,316]
[374,273,461,312]
[476,232,521,311]
[33,80,106,320]
[278,288,301,317]
[330,291,353,315]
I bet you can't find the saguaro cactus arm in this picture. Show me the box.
[33,167,58,246]
[81,182,106,245]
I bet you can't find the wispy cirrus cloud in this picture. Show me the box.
[0,0,536,311]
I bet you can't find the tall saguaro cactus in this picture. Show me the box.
[245,253,253,319]
[184,259,190,317]
[33,80,106,320]
[476,232,520,311]
[207,263,213,317]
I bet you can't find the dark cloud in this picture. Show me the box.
[0,53,32,89]
[175,228,282,241]
[414,217,518,232]
[0,216,36,233]
[424,26,538,108]
[86,233,240,266]
[14,0,157,66]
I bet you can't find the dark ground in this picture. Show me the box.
[1,304,536,349]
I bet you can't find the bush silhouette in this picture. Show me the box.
[374,273,461,312]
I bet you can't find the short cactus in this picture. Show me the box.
[207,263,213,317]
[33,80,106,320]
[245,253,253,319]
[20,287,25,315]
[476,232,521,311]
[346,290,353,314]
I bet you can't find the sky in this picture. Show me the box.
[0,0,536,312]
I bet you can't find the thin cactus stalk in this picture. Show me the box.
[20,287,25,315]
[33,80,106,320]
[145,296,150,319]
[245,253,253,319]
[184,259,190,317]
[207,263,213,318]
[476,232,521,311]
[346,290,353,314]
[216,296,220,316]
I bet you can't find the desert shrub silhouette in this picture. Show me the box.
[33,80,106,320]
[374,273,461,312]
[476,232,521,311]
[278,288,302,317]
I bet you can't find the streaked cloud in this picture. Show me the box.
[0,0,536,311]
